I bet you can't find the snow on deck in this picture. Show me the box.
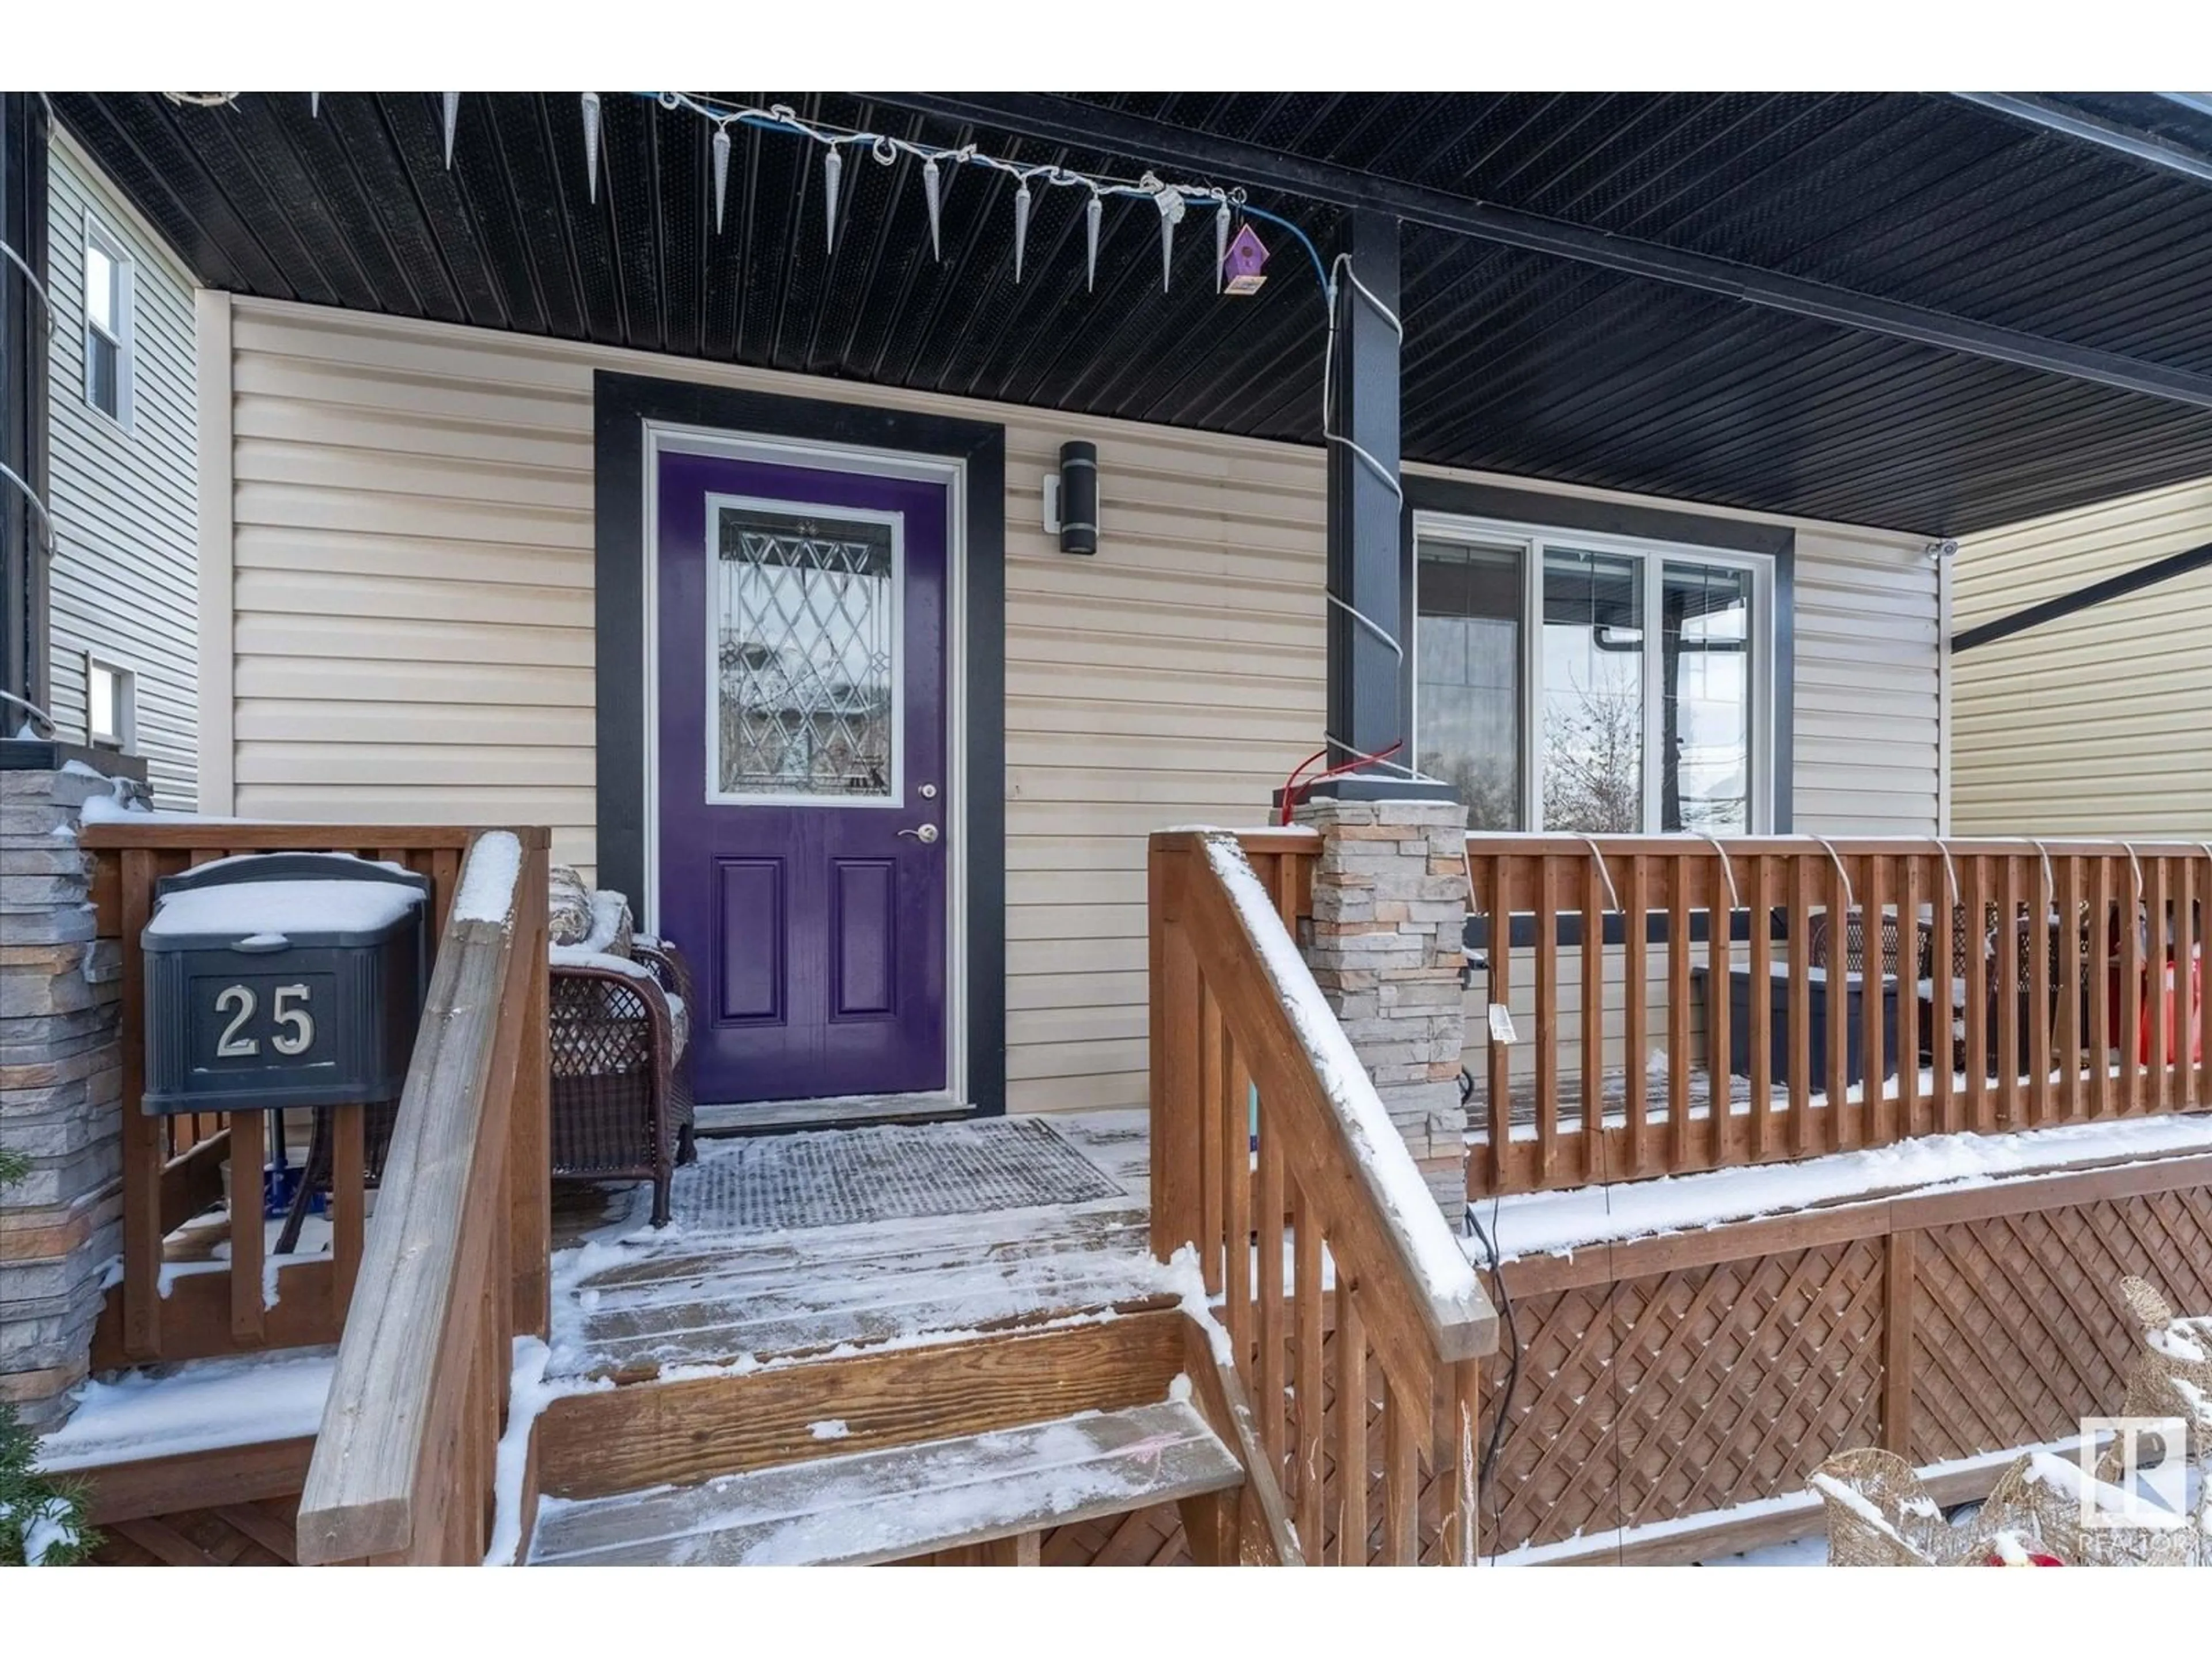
[36,1349,335,1473]
[528,1397,1240,1566]
[546,1112,1177,1382]
[1471,1111,2212,1263]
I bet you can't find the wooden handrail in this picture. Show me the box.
[296,829,550,1565]
[1176,835,1494,1359]
[1466,832,2212,1196]
[1150,828,1495,1566]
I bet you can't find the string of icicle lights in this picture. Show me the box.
[161,90,1331,301]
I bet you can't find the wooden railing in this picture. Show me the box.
[1465,835,2212,1196]
[83,823,549,1367]
[296,829,550,1565]
[1150,828,1496,1566]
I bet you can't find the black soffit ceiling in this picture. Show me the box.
[51,90,2212,537]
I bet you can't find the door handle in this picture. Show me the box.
[898,823,940,844]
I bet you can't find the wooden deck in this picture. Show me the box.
[545,1112,1173,1382]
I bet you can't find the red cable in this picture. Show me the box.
[1277,740,1404,825]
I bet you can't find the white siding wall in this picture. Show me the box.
[1952,476,2212,836]
[46,136,198,806]
[1791,524,1945,835]
[211,297,1938,1113]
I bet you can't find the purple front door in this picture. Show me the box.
[655,448,949,1106]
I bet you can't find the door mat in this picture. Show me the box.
[666,1115,1125,1234]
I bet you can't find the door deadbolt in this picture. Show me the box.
[918,782,938,800]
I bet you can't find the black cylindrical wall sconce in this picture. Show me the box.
[1056,440,1097,555]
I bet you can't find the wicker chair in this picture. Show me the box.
[548,936,696,1227]
[1804,908,1904,981]
[1914,901,2092,1077]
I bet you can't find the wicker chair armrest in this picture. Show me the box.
[631,937,694,1009]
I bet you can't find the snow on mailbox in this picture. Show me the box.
[142,853,433,1115]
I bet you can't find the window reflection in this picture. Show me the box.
[1541,548,1644,833]
[1415,539,1522,830]
[1661,561,1751,833]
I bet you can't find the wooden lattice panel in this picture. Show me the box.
[1480,1241,1885,1553]
[92,1497,301,1567]
[1911,1187,2212,1465]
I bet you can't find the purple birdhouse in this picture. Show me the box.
[1222,223,1270,295]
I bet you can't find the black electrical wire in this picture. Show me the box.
[1463,1198,1521,1494]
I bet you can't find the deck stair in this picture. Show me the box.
[522,1115,1259,1566]
[528,1397,1241,1566]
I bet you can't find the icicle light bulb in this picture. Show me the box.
[443,93,460,168]
[1013,180,1032,283]
[1085,192,1102,292]
[1215,200,1230,294]
[1156,187,1185,294]
[823,145,843,254]
[923,157,943,260]
[711,125,731,233]
[581,93,601,203]
[309,93,320,119]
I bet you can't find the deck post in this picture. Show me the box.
[0,756,141,1430]
[1293,795,1471,1218]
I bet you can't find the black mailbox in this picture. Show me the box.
[142,853,433,1116]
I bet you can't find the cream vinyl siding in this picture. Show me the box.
[1950,476,2212,837]
[47,137,198,805]
[214,297,1939,1115]
[216,297,1322,1115]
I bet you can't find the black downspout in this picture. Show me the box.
[1,92,51,732]
[1660,586,1684,833]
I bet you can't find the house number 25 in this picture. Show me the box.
[213,984,316,1058]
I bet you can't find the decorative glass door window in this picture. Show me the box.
[1415,521,1768,833]
[709,501,900,803]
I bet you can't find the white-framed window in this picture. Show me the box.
[82,215,135,428]
[1415,515,1776,835]
[86,656,135,752]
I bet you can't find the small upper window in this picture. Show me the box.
[88,657,134,751]
[82,219,134,427]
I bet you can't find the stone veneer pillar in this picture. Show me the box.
[1,762,138,1431]
[1292,794,1469,1219]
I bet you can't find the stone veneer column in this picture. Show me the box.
[1293,794,1469,1218]
[1,763,136,1431]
